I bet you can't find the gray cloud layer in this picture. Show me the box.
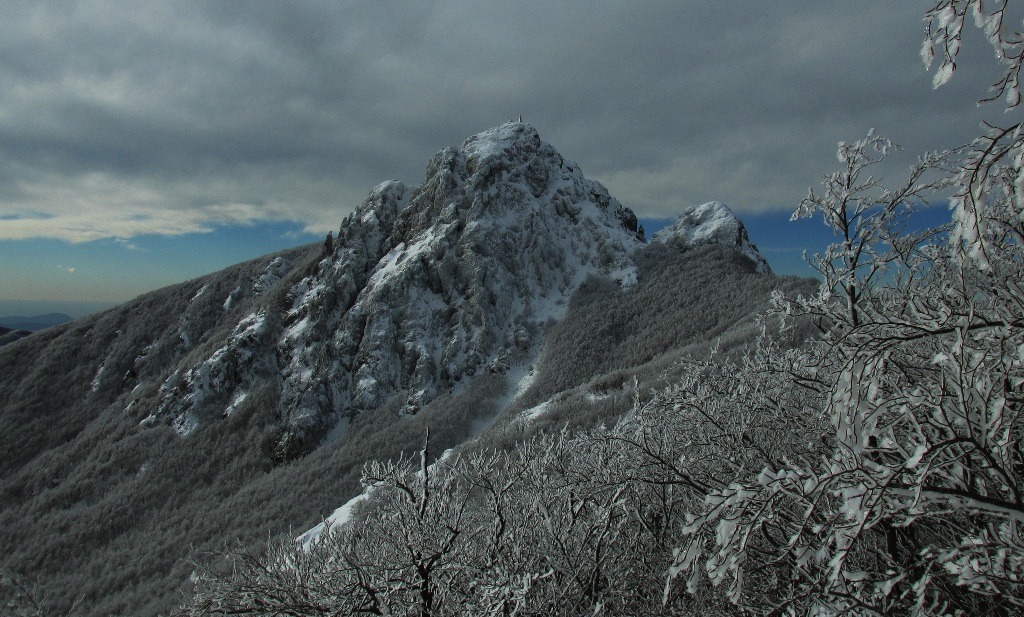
[0,1,1008,241]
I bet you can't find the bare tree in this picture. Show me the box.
[669,3,1024,613]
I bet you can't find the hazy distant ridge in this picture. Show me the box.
[0,312,73,331]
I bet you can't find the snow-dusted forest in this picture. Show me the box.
[3,2,1023,616]
[177,2,1024,614]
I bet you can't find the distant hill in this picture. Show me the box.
[0,312,73,331]
[0,325,32,346]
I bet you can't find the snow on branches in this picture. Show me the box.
[180,5,1024,615]
[923,0,1023,107]
[670,5,1024,612]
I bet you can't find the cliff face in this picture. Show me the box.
[152,123,646,459]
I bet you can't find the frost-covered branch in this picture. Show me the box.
[924,0,1024,108]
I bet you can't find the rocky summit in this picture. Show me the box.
[149,125,776,462]
[152,122,652,460]
[651,201,772,274]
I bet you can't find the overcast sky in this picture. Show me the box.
[0,1,1013,309]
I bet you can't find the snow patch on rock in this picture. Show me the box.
[190,284,209,303]
[519,400,552,423]
[253,256,290,296]
[297,492,371,550]
[90,363,105,393]
[151,311,271,435]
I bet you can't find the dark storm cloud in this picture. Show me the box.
[0,1,1006,241]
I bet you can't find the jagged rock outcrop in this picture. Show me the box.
[154,122,647,459]
[651,201,772,273]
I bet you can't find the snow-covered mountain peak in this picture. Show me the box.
[405,121,643,237]
[652,201,771,273]
[151,122,654,459]
[150,125,772,461]
[461,121,541,162]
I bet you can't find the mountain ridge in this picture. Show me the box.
[150,122,656,460]
[0,312,73,332]
[0,122,793,616]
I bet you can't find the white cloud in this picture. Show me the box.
[112,238,139,250]
[0,170,360,242]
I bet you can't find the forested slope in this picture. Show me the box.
[178,3,1024,614]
